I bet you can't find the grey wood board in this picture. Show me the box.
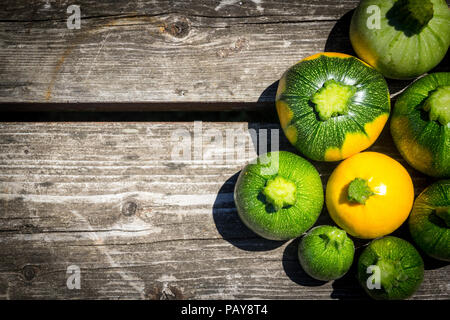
[0,122,448,299]
[2,0,448,108]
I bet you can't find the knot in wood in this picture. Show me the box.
[167,19,190,38]
[147,284,185,300]
[22,265,38,281]
[122,201,137,216]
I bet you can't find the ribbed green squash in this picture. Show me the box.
[357,236,424,300]
[234,151,323,241]
[298,225,355,281]
[409,180,450,261]
[276,52,390,162]
[350,0,450,80]
[391,73,449,178]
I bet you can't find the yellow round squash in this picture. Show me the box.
[326,152,414,239]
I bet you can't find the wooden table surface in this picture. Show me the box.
[0,0,449,300]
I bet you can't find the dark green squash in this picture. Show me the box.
[391,72,450,178]
[298,225,355,281]
[276,52,390,162]
[409,180,450,261]
[357,236,424,300]
[234,151,323,241]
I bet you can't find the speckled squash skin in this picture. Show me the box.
[298,225,355,281]
[409,180,450,261]
[276,53,390,162]
[234,151,323,241]
[390,73,450,178]
[350,0,450,80]
[357,236,424,300]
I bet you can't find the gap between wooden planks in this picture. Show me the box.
[4,0,448,109]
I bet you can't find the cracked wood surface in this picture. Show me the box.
[1,0,448,109]
[0,122,448,300]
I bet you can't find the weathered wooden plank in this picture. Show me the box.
[0,122,447,300]
[1,0,447,108]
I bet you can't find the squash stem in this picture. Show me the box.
[311,79,356,121]
[320,229,347,250]
[423,86,450,126]
[389,0,434,33]
[348,178,374,205]
[376,258,409,294]
[262,176,297,211]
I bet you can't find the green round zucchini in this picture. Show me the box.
[298,225,355,281]
[357,236,424,300]
[409,180,450,261]
[391,72,450,178]
[350,0,450,79]
[234,151,323,240]
[276,52,390,162]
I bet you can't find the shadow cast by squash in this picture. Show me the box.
[282,238,328,287]
[330,246,370,300]
[257,80,279,106]
[324,9,356,55]
[212,171,285,251]
[281,230,369,299]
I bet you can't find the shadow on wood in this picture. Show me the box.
[282,238,328,287]
[281,232,369,300]
[246,123,298,159]
[212,172,285,251]
[421,252,449,271]
[330,247,369,300]
[257,80,279,106]
[324,9,356,55]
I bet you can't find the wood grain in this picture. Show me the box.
[0,122,448,300]
[1,0,448,109]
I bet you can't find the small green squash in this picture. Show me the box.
[350,0,450,79]
[409,180,450,261]
[298,225,355,281]
[357,236,424,300]
[234,151,323,241]
[391,72,450,178]
[276,52,390,162]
